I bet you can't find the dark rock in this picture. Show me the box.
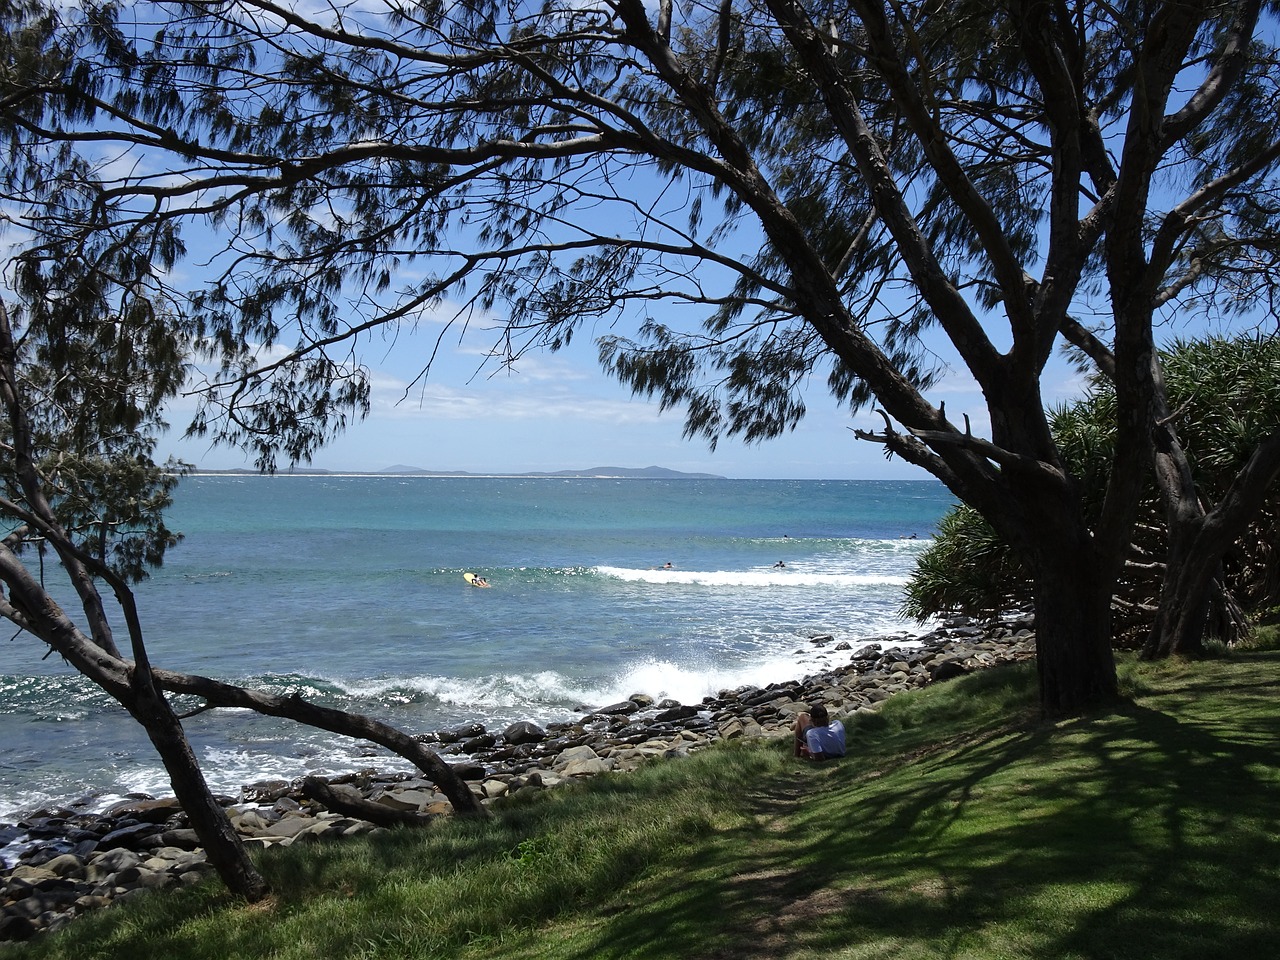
[98,822,161,850]
[156,829,201,850]
[451,763,487,781]
[461,733,498,753]
[436,722,486,743]
[595,700,640,716]
[502,721,547,745]
[100,797,183,823]
[928,660,970,682]
[0,914,37,942]
[654,704,699,723]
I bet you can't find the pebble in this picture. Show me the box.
[0,614,1034,941]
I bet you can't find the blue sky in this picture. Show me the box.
[157,295,1091,480]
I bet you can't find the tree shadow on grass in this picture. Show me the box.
[528,676,1280,960]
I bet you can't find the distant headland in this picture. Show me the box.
[187,465,728,480]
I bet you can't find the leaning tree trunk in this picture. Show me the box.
[1144,431,1280,659]
[153,668,487,817]
[126,674,269,901]
[1143,513,1212,659]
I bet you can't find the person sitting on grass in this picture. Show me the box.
[793,703,846,760]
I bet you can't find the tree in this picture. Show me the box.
[0,280,489,894]
[903,336,1280,652]
[5,0,1280,714]
[1,4,487,901]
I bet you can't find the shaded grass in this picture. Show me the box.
[11,652,1280,960]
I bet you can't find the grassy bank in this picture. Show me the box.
[10,652,1280,960]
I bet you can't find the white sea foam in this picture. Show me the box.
[333,631,925,725]
[594,566,909,587]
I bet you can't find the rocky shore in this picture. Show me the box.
[0,614,1034,942]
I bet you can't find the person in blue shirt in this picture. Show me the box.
[793,703,846,760]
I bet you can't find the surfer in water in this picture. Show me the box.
[463,572,491,587]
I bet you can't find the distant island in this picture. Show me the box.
[189,465,727,480]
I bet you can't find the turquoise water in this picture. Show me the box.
[0,476,954,820]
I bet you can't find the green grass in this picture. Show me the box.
[11,652,1280,960]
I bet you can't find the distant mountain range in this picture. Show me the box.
[192,464,727,480]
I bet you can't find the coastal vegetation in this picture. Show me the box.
[2,0,1279,724]
[904,336,1280,655]
[4,0,1280,908]
[9,651,1280,959]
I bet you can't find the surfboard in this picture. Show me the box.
[463,572,491,587]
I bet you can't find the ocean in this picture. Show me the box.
[0,475,954,824]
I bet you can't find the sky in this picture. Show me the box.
[156,299,1090,481]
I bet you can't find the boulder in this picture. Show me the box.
[595,700,640,716]
[40,854,87,880]
[436,722,486,743]
[928,660,969,682]
[241,779,292,804]
[561,757,613,777]
[461,733,498,753]
[98,822,161,850]
[261,817,320,840]
[100,797,183,823]
[553,745,602,767]
[502,721,547,745]
[653,704,699,722]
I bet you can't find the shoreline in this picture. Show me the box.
[0,613,1034,942]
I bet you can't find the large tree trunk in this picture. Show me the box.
[1026,519,1119,716]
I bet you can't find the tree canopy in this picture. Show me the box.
[5,0,1280,716]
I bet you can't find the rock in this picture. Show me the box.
[561,757,613,777]
[99,797,183,823]
[595,700,640,716]
[436,722,486,743]
[553,745,602,767]
[156,828,201,849]
[502,721,547,745]
[372,789,435,812]
[718,717,765,740]
[85,848,141,880]
[0,914,37,941]
[261,818,320,840]
[98,822,162,850]
[9,864,60,885]
[928,660,969,682]
[241,779,292,804]
[653,704,698,722]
